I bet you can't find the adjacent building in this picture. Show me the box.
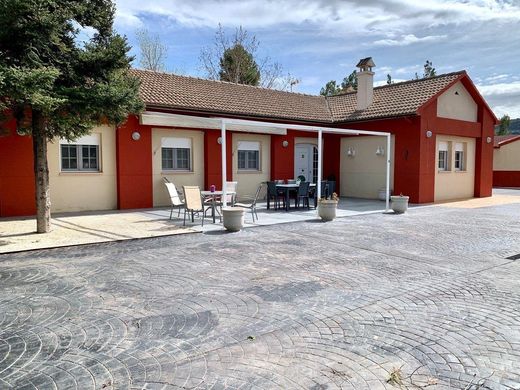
[0,58,497,217]
[493,135,520,187]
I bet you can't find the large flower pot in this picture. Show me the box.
[222,207,246,232]
[318,200,338,221]
[390,195,409,214]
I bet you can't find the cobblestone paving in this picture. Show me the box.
[1,203,520,389]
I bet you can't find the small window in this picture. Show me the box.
[237,141,260,171]
[161,137,192,171]
[454,143,465,171]
[438,141,450,171]
[162,147,191,171]
[61,144,99,171]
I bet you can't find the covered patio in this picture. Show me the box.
[141,112,393,213]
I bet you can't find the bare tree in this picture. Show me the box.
[136,29,168,72]
[200,24,297,91]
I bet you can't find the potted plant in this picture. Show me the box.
[222,207,246,232]
[390,194,409,214]
[318,192,339,221]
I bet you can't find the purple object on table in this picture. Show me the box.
[210,184,216,193]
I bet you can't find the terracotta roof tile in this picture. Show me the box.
[130,69,331,123]
[494,134,520,148]
[326,72,464,122]
[130,69,466,124]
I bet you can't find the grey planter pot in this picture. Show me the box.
[222,207,246,232]
[390,196,409,214]
[318,200,338,221]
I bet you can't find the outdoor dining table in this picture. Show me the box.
[275,183,316,211]
[201,190,236,223]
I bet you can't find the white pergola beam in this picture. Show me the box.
[141,111,392,212]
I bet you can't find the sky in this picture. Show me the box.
[112,0,520,118]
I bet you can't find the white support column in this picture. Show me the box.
[385,133,391,212]
[317,129,323,201]
[221,120,227,208]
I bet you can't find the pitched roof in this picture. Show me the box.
[130,69,466,124]
[326,72,465,122]
[130,69,331,123]
[494,134,520,148]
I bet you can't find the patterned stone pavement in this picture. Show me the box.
[1,202,520,389]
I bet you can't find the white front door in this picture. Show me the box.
[294,144,317,182]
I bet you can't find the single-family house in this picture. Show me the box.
[0,58,497,217]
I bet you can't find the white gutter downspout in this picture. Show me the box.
[221,120,227,208]
[385,133,391,212]
[317,129,323,202]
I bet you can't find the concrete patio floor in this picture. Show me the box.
[0,191,519,389]
[0,197,387,253]
[1,189,519,254]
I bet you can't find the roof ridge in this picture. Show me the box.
[326,70,467,98]
[130,68,324,99]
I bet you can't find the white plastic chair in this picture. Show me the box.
[163,178,184,219]
[182,186,205,226]
[224,181,238,205]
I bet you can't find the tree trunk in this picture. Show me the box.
[32,111,51,233]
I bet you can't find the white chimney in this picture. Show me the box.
[356,57,376,110]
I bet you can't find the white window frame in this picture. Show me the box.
[237,141,260,171]
[161,137,192,172]
[438,141,450,172]
[60,134,101,172]
[454,143,465,171]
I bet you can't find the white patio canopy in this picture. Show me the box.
[140,111,392,211]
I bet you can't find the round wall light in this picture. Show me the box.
[217,137,223,145]
[282,140,289,148]
[486,136,492,144]
[131,131,141,141]
[426,130,433,138]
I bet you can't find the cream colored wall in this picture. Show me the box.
[340,136,395,199]
[232,133,271,197]
[294,137,317,146]
[437,81,478,122]
[152,128,205,207]
[434,136,476,202]
[493,141,520,171]
[48,125,117,213]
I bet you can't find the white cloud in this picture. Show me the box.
[477,81,520,118]
[373,34,446,47]
[114,0,520,32]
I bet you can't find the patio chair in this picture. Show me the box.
[295,181,311,209]
[163,177,185,219]
[182,186,205,226]
[234,183,263,222]
[266,181,285,210]
[224,181,238,205]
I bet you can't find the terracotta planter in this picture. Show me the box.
[390,195,409,214]
[222,207,246,232]
[318,200,338,221]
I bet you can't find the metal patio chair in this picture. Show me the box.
[182,186,205,226]
[163,177,185,219]
[295,181,311,209]
[234,183,263,222]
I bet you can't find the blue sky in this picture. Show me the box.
[113,0,520,118]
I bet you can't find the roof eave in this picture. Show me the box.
[144,103,335,127]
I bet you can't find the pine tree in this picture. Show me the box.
[0,0,144,233]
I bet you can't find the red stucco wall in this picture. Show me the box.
[0,119,36,217]
[493,171,520,188]
[116,115,153,209]
[204,129,232,190]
